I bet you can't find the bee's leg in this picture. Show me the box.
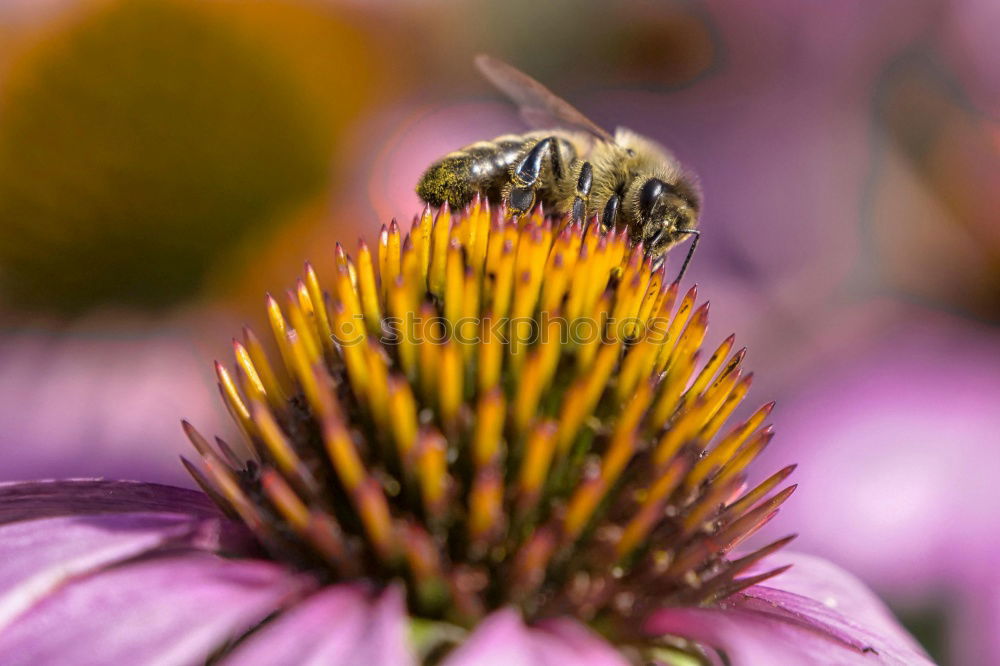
[601,194,621,231]
[507,137,556,215]
[571,162,593,222]
[646,226,671,256]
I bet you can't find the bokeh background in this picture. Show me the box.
[0,0,997,662]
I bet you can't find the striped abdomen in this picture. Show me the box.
[416,137,529,209]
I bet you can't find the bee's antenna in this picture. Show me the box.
[675,229,700,284]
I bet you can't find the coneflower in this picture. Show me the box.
[0,0,329,313]
[0,201,933,665]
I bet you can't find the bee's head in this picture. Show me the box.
[631,177,700,255]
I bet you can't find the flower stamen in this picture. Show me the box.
[184,196,796,635]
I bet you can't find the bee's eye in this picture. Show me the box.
[639,178,667,215]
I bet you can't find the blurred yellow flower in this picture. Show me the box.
[0,0,331,313]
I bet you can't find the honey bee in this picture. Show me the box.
[417,55,701,278]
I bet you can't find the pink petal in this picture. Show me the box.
[742,551,926,652]
[530,617,629,666]
[0,553,311,666]
[0,479,230,523]
[442,609,535,666]
[224,584,412,666]
[0,512,237,630]
[223,584,372,665]
[0,479,255,554]
[443,609,627,666]
[345,585,413,665]
[645,552,935,665]
[0,479,259,636]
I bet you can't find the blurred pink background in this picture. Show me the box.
[1,1,997,662]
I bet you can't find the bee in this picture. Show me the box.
[417,55,701,278]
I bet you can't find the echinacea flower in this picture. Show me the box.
[0,319,227,486]
[0,0,329,313]
[0,201,933,665]
[759,308,1000,664]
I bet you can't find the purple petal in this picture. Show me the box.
[222,584,372,665]
[0,512,243,629]
[224,584,413,666]
[345,585,413,665]
[530,617,629,666]
[0,479,257,569]
[645,551,935,665]
[0,479,227,523]
[443,609,627,666]
[0,553,311,666]
[741,551,926,651]
[952,562,1000,666]
[442,609,536,666]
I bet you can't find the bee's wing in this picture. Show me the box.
[475,54,614,142]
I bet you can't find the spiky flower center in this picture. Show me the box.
[185,199,795,646]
